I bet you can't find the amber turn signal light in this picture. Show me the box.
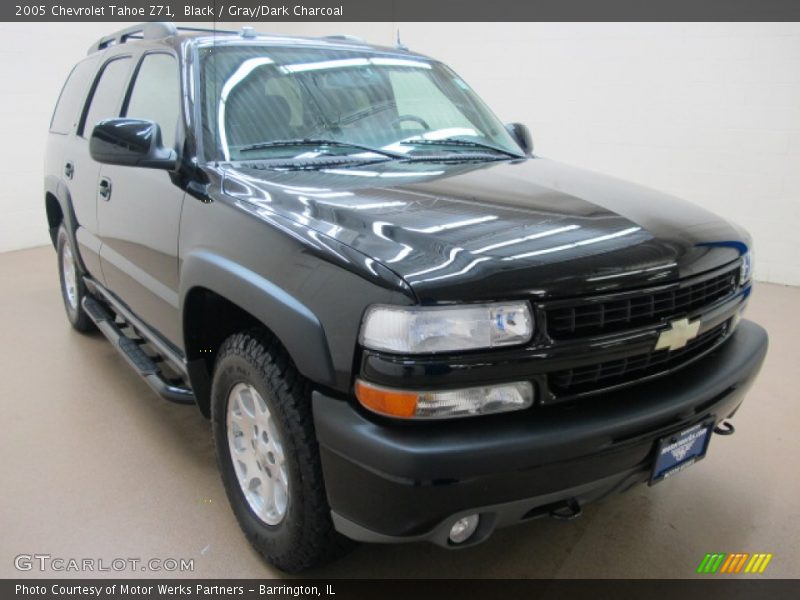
[354,380,418,418]
[354,379,534,419]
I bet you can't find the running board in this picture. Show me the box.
[83,277,187,377]
[82,296,195,405]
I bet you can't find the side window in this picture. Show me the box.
[80,57,132,138]
[125,54,180,147]
[50,59,97,134]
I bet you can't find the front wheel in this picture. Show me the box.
[56,225,94,332]
[211,330,353,572]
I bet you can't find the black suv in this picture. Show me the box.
[45,23,768,572]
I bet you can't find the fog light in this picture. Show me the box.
[448,514,479,544]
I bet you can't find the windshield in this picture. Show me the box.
[198,44,523,162]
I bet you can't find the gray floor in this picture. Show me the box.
[1,245,798,579]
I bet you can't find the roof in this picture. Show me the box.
[87,22,420,59]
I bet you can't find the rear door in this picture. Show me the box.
[63,55,133,277]
[96,51,185,346]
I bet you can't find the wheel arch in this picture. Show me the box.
[44,174,72,245]
[44,175,86,272]
[45,192,63,247]
[180,250,336,418]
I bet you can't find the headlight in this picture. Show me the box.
[355,379,534,419]
[359,302,534,354]
[739,250,753,286]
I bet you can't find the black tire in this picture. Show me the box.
[211,329,354,573]
[56,225,95,333]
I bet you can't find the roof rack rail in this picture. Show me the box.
[323,34,367,44]
[88,22,176,55]
[88,23,267,54]
[175,26,242,36]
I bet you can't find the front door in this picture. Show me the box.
[97,52,185,346]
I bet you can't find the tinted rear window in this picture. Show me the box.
[49,59,97,135]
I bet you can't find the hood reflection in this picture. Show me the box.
[221,158,744,302]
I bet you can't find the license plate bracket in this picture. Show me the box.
[649,420,714,485]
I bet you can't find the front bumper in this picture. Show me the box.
[312,320,768,547]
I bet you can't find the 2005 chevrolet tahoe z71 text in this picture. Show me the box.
[44,23,768,572]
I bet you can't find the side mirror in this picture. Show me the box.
[505,122,533,156]
[90,118,177,170]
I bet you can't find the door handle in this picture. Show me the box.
[98,177,112,201]
[64,162,74,179]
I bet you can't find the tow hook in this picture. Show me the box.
[713,420,736,436]
[549,497,583,521]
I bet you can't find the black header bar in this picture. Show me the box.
[4,0,800,22]
[4,579,800,600]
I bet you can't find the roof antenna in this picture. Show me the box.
[395,28,408,51]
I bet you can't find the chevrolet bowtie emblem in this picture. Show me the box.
[655,318,701,352]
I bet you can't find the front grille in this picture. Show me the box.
[546,267,738,339]
[549,319,731,397]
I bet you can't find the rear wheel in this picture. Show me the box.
[211,330,353,572]
[56,225,94,332]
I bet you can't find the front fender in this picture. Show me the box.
[180,249,336,387]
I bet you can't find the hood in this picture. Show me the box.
[221,158,747,302]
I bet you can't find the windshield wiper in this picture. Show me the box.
[399,137,523,159]
[239,138,407,159]
[234,155,398,171]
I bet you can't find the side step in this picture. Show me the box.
[82,296,195,405]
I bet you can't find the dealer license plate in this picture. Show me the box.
[650,421,713,484]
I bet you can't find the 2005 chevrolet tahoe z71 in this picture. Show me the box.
[44,22,768,572]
